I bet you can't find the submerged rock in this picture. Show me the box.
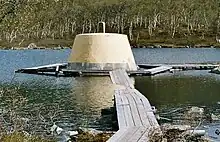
[78,127,104,136]
[184,130,206,136]
[210,67,220,74]
[211,113,220,121]
[161,124,207,142]
[161,124,191,131]
[187,107,204,115]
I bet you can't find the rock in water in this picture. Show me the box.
[50,124,58,134]
[27,43,37,49]
[78,127,103,136]
[161,124,191,131]
[183,106,205,126]
[67,131,78,136]
[184,130,206,136]
[187,107,204,115]
[56,126,64,135]
[210,67,220,74]
[211,113,220,121]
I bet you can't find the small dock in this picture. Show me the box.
[15,63,219,77]
[138,63,219,70]
[15,64,172,77]
[143,66,172,75]
[15,63,67,76]
[108,69,161,142]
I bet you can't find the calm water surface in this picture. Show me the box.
[0,48,220,134]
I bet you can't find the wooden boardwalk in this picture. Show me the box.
[139,63,219,70]
[15,62,219,77]
[109,69,134,88]
[15,63,67,75]
[16,63,67,70]
[108,69,161,142]
[144,66,172,75]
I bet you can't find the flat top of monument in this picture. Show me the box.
[77,33,127,36]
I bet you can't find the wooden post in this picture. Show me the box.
[55,65,59,77]
[97,22,106,33]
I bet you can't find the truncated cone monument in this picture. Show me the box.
[67,24,137,71]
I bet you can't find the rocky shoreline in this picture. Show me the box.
[0,43,71,50]
[131,44,218,48]
[0,43,219,50]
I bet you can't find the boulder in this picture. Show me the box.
[161,124,191,132]
[210,67,220,74]
[187,107,204,115]
[27,43,37,49]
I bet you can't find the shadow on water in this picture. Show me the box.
[134,71,220,126]
[0,76,115,136]
[135,71,220,106]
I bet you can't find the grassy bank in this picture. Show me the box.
[1,35,220,49]
[0,132,55,142]
[0,132,112,142]
[0,38,73,49]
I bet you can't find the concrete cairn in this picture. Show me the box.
[67,23,137,71]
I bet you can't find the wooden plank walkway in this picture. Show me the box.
[144,66,172,75]
[139,63,219,70]
[15,63,67,73]
[15,63,68,76]
[19,63,67,70]
[109,69,134,88]
[108,69,161,142]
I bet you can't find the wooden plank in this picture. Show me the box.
[110,69,134,88]
[144,66,172,75]
[138,126,162,142]
[109,69,161,142]
[118,70,128,86]
[121,70,134,88]
[129,127,150,142]
[124,90,143,127]
[115,90,127,128]
[138,63,219,71]
[119,90,135,127]
[111,70,122,84]
[117,127,140,142]
[109,71,116,84]
[129,93,151,126]
[137,127,151,142]
[133,89,153,112]
[146,112,160,127]
[110,70,121,85]
[131,89,158,127]
[107,128,128,142]
[115,90,123,105]
[116,70,124,85]
[23,63,67,70]
[116,105,128,129]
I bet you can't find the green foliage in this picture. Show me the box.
[76,132,112,142]
[0,0,220,47]
[0,132,55,142]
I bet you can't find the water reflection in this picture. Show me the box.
[0,76,115,135]
[1,48,220,133]
[135,71,220,106]
[71,77,114,113]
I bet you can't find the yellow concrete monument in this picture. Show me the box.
[67,23,137,71]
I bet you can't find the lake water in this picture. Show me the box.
[1,48,220,135]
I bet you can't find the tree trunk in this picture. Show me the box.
[129,21,133,41]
